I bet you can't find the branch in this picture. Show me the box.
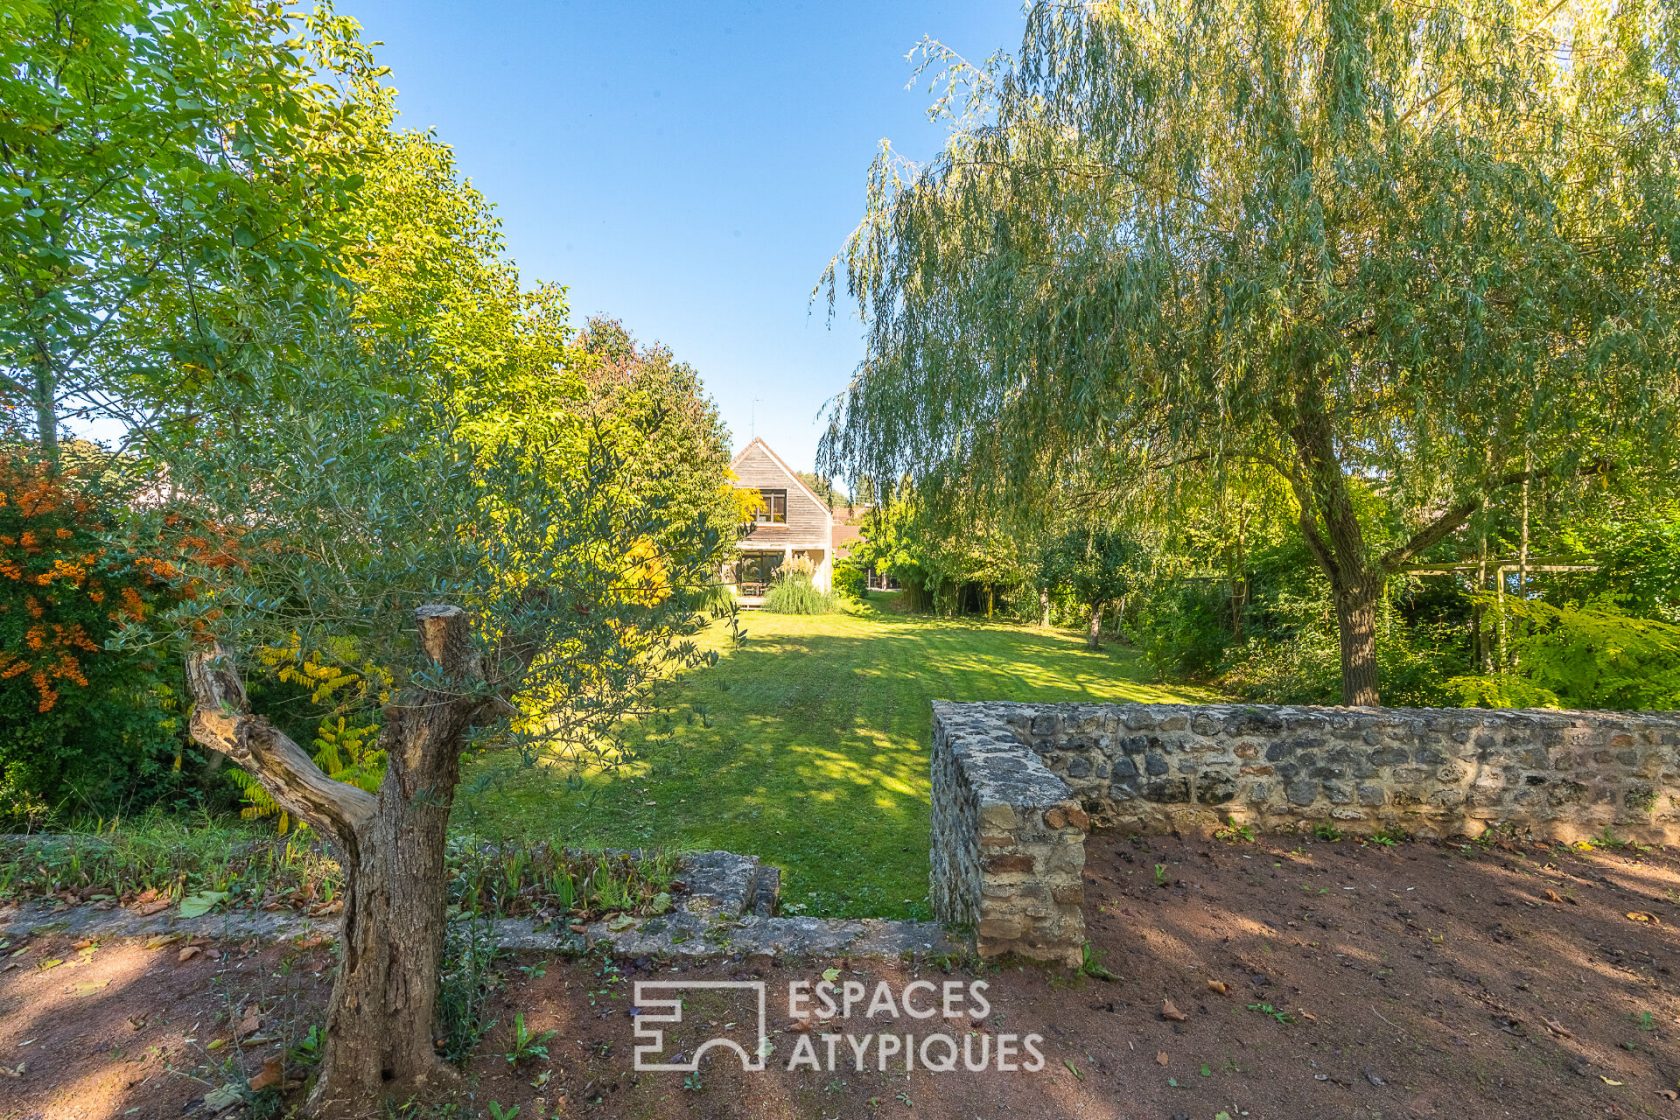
[1376,466,1542,573]
[184,643,376,845]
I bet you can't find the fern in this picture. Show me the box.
[235,639,390,831]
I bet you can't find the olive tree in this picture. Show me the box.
[129,305,727,1115]
[823,0,1680,704]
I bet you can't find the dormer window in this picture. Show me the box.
[754,488,787,524]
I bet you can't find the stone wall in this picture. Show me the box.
[930,701,1680,965]
[929,701,1088,966]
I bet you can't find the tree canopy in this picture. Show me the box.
[823,0,1680,703]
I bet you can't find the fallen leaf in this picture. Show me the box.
[248,1057,283,1093]
[1625,912,1660,924]
[178,946,201,963]
[202,1083,244,1112]
[178,890,229,919]
[1299,1009,1320,1023]
[1062,1059,1084,1080]
[1206,979,1228,995]
[1544,889,1564,904]
[236,1008,263,1039]
[1155,1050,1170,1066]
[1160,999,1188,1022]
[135,898,171,918]
[0,1063,22,1079]
[1600,1076,1625,1086]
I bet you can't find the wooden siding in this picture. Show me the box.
[731,439,832,548]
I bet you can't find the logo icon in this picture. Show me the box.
[632,980,770,1072]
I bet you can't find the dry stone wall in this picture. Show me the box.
[930,700,1680,965]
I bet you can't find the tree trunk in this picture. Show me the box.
[1333,579,1380,706]
[31,346,58,471]
[185,605,486,1119]
[309,751,460,1114]
[1086,602,1103,650]
[1038,586,1050,628]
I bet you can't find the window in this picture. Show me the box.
[754,488,787,524]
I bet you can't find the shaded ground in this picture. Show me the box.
[453,599,1210,918]
[3,833,1676,1120]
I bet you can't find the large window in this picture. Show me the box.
[754,488,787,524]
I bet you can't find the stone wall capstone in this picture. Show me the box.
[930,700,1680,965]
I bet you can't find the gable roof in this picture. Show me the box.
[729,437,830,514]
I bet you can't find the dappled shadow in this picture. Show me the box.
[455,613,1207,918]
[0,930,332,1120]
[1069,829,1680,1117]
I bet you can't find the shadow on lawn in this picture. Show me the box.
[453,616,1202,919]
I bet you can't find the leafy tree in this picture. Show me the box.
[1044,526,1144,649]
[129,305,726,1114]
[0,0,384,467]
[822,0,1680,704]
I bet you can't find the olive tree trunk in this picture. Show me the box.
[1086,602,1103,650]
[186,605,488,1118]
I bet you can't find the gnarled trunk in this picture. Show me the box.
[186,605,486,1119]
[1086,601,1103,650]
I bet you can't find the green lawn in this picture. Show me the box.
[453,597,1210,919]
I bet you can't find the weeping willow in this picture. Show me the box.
[821,0,1680,705]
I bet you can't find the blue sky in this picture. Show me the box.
[347,0,1026,473]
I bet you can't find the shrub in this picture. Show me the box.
[762,559,835,614]
[1451,598,1680,711]
[1132,579,1233,679]
[0,452,193,824]
[832,557,867,600]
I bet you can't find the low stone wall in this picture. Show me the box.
[930,700,1680,964]
[930,702,1088,966]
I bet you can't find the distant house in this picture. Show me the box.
[726,438,834,603]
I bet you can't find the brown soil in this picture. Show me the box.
[3,833,1678,1120]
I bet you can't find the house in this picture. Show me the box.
[726,438,834,603]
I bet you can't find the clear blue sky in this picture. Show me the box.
[348,1,1026,473]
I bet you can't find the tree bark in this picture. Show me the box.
[1038,586,1050,628]
[1086,602,1103,650]
[1333,578,1381,707]
[185,604,488,1119]
[31,346,58,472]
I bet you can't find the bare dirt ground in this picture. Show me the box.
[3,832,1678,1120]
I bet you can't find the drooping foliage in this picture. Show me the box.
[824,0,1680,703]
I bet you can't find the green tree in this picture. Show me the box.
[1044,525,1144,649]
[133,305,726,1115]
[0,0,383,468]
[823,0,1680,704]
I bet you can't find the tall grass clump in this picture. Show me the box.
[762,556,835,614]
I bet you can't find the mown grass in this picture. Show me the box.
[454,596,1212,919]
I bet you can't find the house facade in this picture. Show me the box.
[726,437,834,602]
